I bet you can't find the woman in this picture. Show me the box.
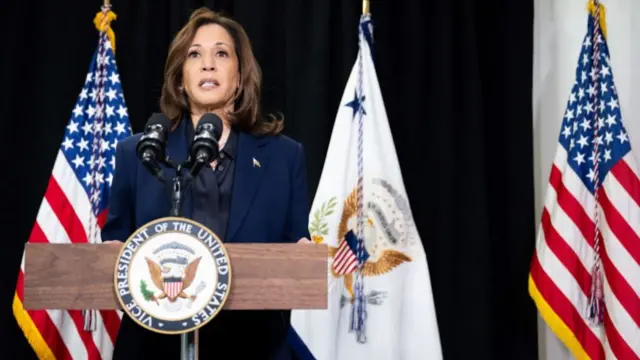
[102,7,310,359]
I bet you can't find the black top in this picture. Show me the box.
[187,118,237,242]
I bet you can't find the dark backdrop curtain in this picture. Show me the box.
[0,0,537,359]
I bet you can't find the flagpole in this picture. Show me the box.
[104,0,110,6]
[350,0,370,345]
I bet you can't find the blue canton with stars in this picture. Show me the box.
[558,15,631,195]
[60,32,132,218]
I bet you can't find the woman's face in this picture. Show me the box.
[182,23,239,115]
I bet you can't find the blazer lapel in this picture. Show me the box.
[226,132,270,242]
[163,118,193,219]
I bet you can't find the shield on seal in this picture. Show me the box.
[163,276,184,299]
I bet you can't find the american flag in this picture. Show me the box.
[13,8,131,360]
[529,4,640,359]
[333,230,369,275]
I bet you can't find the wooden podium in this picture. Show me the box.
[22,242,328,311]
[22,242,328,358]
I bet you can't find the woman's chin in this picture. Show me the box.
[191,99,226,113]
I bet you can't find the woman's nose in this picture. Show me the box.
[202,56,215,71]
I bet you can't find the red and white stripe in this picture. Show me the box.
[333,239,358,275]
[164,281,183,299]
[531,144,640,359]
[14,150,122,360]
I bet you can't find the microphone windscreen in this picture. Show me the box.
[197,113,223,140]
[146,113,172,134]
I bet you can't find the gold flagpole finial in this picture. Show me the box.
[363,0,370,15]
[104,0,110,7]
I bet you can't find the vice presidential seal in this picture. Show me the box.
[114,217,232,335]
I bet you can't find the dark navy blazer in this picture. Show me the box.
[102,117,310,244]
[101,117,310,359]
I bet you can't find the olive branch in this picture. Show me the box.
[309,197,337,236]
[139,279,158,304]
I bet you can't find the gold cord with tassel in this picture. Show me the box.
[83,2,117,334]
[94,9,117,53]
[587,0,607,39]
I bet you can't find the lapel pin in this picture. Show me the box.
[253,157,261,168]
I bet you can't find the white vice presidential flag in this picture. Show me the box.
[289,13,442,360]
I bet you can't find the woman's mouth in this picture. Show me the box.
[199,78,219,89]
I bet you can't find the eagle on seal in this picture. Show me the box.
[144,256,202,303]
[328,188,411,302]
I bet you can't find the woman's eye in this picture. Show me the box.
[216,51,228,57]
[188,51,200,58]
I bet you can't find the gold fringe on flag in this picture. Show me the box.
[13,293,56,360]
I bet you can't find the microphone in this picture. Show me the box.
[187,113,223,177]
[136,113,172,182]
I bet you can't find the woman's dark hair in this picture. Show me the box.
[159,7,283,135]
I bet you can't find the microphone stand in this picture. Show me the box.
[154,157,199,360]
